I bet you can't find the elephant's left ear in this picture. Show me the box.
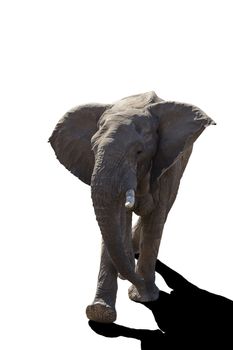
[148,101,216,185]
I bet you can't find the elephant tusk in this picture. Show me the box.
[125,189,135,209]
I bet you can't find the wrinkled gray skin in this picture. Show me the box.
[49,91,215,323]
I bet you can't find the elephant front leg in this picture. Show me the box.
[86,240,118,323]
[129,212,165,302]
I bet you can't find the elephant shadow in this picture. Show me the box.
[89,259,233,349]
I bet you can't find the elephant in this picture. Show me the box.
[49,91,215,323]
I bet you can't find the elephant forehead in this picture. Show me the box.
[98,110,156,140]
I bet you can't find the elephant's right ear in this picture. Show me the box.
[49,104,112,185]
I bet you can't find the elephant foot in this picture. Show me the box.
[128,283,159,303]
[86,302,116,323]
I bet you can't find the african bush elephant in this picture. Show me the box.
[49,91,215,323]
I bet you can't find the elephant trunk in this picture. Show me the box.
[91,191,143,287]
[91,149,143,287]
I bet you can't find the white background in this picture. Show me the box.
[1,1,232,349]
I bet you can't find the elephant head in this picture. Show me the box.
[49,91,215,293]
